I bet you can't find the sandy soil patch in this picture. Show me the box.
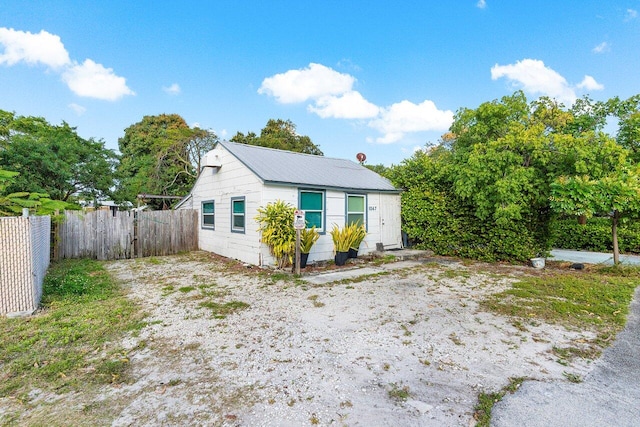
[83,252,595,427]
[1,252,598,426]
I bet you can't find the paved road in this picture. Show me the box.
[550,249,640,266]
[491,268,640,426]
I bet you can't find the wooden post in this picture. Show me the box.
[295,228,301,275]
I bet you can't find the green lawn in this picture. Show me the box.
[0,259,146,400]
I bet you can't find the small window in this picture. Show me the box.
[347,194,365,227]
[202,201,215,229]
[300,190,324,231]
[231,197,245,233]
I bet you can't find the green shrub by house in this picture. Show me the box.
[256,200,296,268]
[300,226,319,253]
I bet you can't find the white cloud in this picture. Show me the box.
[0,27,134,101]
[308,91,379,119]
[625,9,638,21]
[62,59,135,101]
[0,28,70,69]
[592,42,610,53]
[477,0,487,9]
[368,100,454,144]
[258,63,355,103]
[491,59,604,104]
[260,63,452,144]
[163,83,181,95]
[577,75,604,91]
[491,59,579,104]
[68,103,86,115]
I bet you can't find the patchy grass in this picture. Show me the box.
[481,268,638,332]
[563,371,582,383]
[0,259,146,399]
[371,254,398,266]
[307,295,325,308]
[199,300,250,318]
[329,271,391,286]
[552,345,601,364]
[387,382,411,401]
[474,377,526,427]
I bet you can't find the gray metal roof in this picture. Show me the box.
[219,140,399,192]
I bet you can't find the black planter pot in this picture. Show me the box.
[300,252,309,268]
[334,251,349,266]
[348,248,358,258]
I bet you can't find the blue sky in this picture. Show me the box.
[1,1,639,165]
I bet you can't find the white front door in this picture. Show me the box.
[379,195,401,248]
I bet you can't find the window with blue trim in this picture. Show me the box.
[347,194,365,226]
[202,200,215,229]
[231,197,245,233]
[300,190,324,231]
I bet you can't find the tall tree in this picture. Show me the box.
[551,168,640,265]
[390,92,632,262]
[231,119,323,155]
[0,110,117,202]
[0,169,71,216]
[116,114,218,208]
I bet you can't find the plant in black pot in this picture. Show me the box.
[330,224,353,266]
[299,226,319,268]
[347,223,366,258]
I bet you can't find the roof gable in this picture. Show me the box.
[218,141,398,192]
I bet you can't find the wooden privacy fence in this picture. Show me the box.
[54,209,198,261]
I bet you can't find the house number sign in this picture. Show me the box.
[293,210,306,229]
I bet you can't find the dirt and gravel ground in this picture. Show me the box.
[1,252,601,426]
[85,252,596,427]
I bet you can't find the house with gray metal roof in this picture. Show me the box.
[177,140,402,266]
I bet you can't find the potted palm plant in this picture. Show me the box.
[330,224,353,266]
[299,226,319,268]
[347,223,366,258]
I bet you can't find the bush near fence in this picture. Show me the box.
[551,217,640,254]
[0,215,51,316]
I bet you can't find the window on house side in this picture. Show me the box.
[202,201,215,229]
[347,194,365,227]
[231,197,245,233]
[300,190,324,231]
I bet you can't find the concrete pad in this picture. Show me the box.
[304,260,424,285]
[550,249,640,266]
[304,266,384,285]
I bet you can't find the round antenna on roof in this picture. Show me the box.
[356,152,367,164]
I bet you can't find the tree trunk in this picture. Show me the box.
[612,211,620,265]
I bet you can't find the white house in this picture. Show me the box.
[177,141,402,266]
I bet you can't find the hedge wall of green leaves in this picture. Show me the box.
[400,186,547,262]
[550,217,640,254]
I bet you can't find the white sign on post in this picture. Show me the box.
[293,210,306,229]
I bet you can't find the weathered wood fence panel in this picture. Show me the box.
[136,210,199,258]
[55,210,198,260]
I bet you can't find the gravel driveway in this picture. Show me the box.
[100,252,595,427]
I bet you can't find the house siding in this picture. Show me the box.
[186,146,263,265]
[181,143,402,267]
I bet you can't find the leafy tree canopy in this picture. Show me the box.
[0,110,117,203]
[231,119,323,155]
[389,91,638,262]
[364,163,390,178]
[0,169,73,216]
[115,114,218,208]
